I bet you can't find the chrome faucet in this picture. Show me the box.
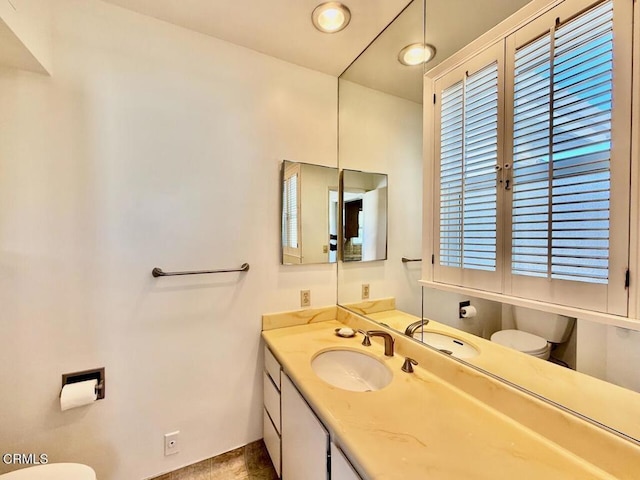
[366,330,394,356]
[404,319,429,336]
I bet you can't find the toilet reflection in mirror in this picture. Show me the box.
[340,169,388,262]
[281,160,339,265]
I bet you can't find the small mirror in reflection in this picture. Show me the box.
[341,169,388,262]
[281,160,339,265]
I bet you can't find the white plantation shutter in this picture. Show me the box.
[434,43,504,292]
[462,64,499,272]
[512,2,612,284]
[282,162,301,260]
[431,0,631,314]
[284,173,298,248]
[511,33,552,279]
[439,82,464,268]
[506,0,631,314]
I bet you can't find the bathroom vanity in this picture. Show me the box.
[261,306,640,479]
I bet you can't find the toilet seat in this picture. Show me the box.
[491,329,550,358]
[0,463,96,480]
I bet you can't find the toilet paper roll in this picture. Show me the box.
[460,305,477,318]
[60,379,97,411]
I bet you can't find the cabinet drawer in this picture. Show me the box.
[264,347,281,389]
[263,408,281,477]
[264,372,281,434]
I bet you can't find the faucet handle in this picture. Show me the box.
[357,329,371,346]
[401,357,418,373]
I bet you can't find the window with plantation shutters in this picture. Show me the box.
[430,0,632,315]
[505,0,631,315]
[440,64,499,272]
[511,1,613,284]
[434,43,504,293]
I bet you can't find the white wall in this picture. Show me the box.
[338,80,423,315]
[422,288,502,338]
[0,1,337,479]
[577,320,640,393]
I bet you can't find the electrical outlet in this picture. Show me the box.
[300,290,311,307]
[164,431,180,456]
[362,284,370,299]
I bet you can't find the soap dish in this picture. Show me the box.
[335,327,356,338]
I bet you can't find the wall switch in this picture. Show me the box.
[362,284,370,300]
[300,290,311,307]
[164,431,180,456]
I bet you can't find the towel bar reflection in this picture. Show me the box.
[401,257,422,263]
[152,263,250,277]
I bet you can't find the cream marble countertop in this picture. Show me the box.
[365,309,640,442]
[262,320,621,480]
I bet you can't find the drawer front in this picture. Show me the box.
[263,408,281,477]
[264,347,281,390]
[263,372,281,434]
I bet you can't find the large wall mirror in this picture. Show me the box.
[337,0,640,446]
[337,0,423,314]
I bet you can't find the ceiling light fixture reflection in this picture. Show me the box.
[312,2,351,33]
[398,43,436,66]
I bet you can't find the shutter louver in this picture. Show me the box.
[512,0,613,284]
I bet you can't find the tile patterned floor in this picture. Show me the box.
[150,440,278,480]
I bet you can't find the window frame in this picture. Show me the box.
[425,0,633,317]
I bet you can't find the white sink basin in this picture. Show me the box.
[412,331,479,359]
[311,349,393,392]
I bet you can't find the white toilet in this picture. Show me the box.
[490,307,575,360]
[0,463,96,480]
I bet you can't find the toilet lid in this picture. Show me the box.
[0,463,96,480]
[491,329,549,354]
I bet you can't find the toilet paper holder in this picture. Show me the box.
[459,300,471,319]
[61,367,105,400]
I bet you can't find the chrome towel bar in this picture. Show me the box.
[152,263,250,277]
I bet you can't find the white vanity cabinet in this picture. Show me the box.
[263,347,282,477]
[281,373,329,480]
[331,442,362,480]
[263,345,364,480]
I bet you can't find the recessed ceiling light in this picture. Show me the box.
[398,43,436,66]
[312,2,351,34]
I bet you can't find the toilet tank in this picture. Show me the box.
[513,306,575,343]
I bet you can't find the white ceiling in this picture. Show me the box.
[341,0,533,104]
[101,0,412,76]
